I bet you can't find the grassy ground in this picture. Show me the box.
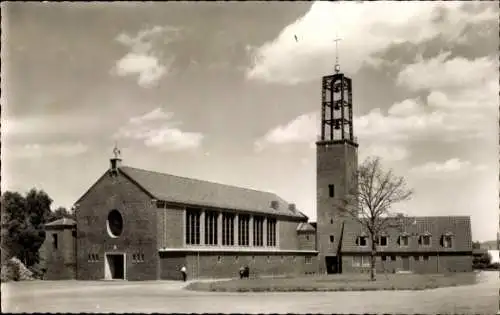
[186,272,478,292]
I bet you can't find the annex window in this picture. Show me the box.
[222,213,235,246]
[379,235,388,247]
[361,256,370,267]
[204,211,218,245]
[391,255,396,261]
[330,235,334,243]
[305,256,312,264]
[266,218,277,247]
[352,256,361,267]
[381,255,387,261]
[398,235,409,247]
[422,235,431,246]
[253,216,264,247]
[328,184,335,198]
[419,233,431,247]
[423,255,429,261]
[52,234,58,250]
[238,214,250,246]
[352,256,369,267]
[414,255,420,261]
[356,235,368,247]
[442,234,453,248]
[185,208,201,245]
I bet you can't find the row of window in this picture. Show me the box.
[214,255,312,264]
[132,253,145,263]
[352,255,430,267]
[355,234,453,248]
[88,253,100,262]
[186,208,277,247]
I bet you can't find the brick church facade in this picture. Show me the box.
[41,66,472,281]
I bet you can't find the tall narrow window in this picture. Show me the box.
[52,233,58,250]
[222,213,235,246]
[329,235,334,243]
[185,208,201,245]
[328,184,335,198]
[204,211,218,245]
[253,216,264,246]
[266,218,277,247]
[238,215,250,246]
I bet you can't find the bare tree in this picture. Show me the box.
[337,157,414,281]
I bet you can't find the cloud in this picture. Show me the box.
[254,112,318,152]
[396,52,497,93]
[255,50,496,156]
[359,144,409,162]
[112,26,179,88]
[9,142,88,159]
[115,107,204,152]
[408,158,488,177]
[3,115,103,137]
[245,2,496,84]
[114,53,169,88]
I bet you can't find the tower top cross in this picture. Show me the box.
[334,34,342,73]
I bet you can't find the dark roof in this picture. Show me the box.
[339,216,472,253]
[297,222,316,232]
[119,166,307,219]
[45,218,76,227]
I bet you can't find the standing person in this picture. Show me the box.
[180,265,187,282]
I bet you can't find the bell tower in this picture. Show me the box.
[316,37,358,274]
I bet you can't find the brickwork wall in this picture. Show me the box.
[341,254,472,274]
[160,253,319,280]
[316,142,358,273]
[278,220,300,250]
[42,227,76,280]
[297,231,316,251]
[157,206,184,249]
[75,171,158,281]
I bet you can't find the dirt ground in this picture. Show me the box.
[1,271,498,314]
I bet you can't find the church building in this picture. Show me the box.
[42,62,472,281]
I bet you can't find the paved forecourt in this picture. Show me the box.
[1,272,498,314]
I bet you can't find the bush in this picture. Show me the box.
[1,260,20,282]
[29,263,46,280]
[0,257,34,282]
[487,263,500,270]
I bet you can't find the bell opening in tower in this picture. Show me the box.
[318,72,357,148]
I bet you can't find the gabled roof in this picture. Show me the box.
[45,217,76,227]
[297,222,316,232]
[339,216,472,253]
[119,166,307,219]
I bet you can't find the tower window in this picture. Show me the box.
[328,184,335,198]
[330,235,334,243]
[52,234,58,250]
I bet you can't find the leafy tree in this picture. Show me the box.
[2,189,53,267]
[47,206,75,222]
[336,157,414,281]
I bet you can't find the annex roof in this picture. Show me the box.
[297,222,316,232]
[339,216,472,253]
[119,166,307,219]
[45,217,76,227]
